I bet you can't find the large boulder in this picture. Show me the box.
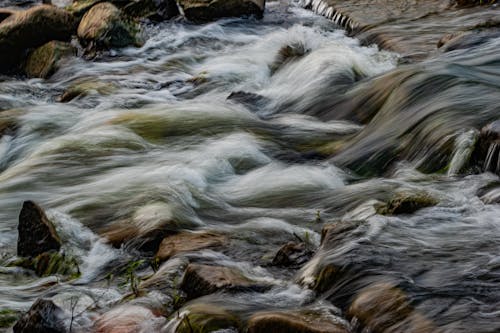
[17,201,61,258]
[177,0,265,22]
[0,5,77,73]
[24,41,76,78]
[13,299,67,333]
[181,263,269,300]
[77,2,139,51]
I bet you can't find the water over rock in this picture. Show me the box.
[375,191,438,216]
[177,0,265,22]
[271,241,313,268]
[24,41,76,78]
[181,263,269,300]
[95,305,165,333]
[17,201,61,258]
[13,299,67,333]
[0,5,77,73]
[247,309,351,333]
[77,2,139,52]
[156,231,227,262]
[175,303,241,333]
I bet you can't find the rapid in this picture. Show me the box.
[1,0,500,332]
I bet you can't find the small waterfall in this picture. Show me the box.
[447,129,478,176]
[297,0,358,32]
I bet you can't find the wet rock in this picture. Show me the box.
[438,30,500,52]
[13,251,80,278]
[0,5,77,74]
[176,303,240,333]
[270,42,310,74]
[24,41,76,79]
[156,231,227,262]
[77,2,139,51]
[58,80,116,102]
[13,299,67,333]
[181,263,269,300]
[177,0,265,22]
[95,305,165,333]
[247,310,350,333]
[271,242,313,268]
[348,282,436,333]
[122,0,179,21]
[17,201,61,258]
[0,112,19,138]
[375,191,438,215]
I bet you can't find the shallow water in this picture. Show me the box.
[1,0,500,332]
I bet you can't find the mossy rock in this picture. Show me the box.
[176,303,241,333]
[58,80,116,102]
[24,41,77,79]
[77,2,140,51]
[0,309,19,328]
[11,251,80,279]
[376,191,438,216]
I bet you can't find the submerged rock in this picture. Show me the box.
[375,191,438,216]
[177,0,265,22]
[58,80,116,102]
[24,41,76,78]
[0,5,77,74]
[175,303,240,333]
[13,299,67,333]
[181,263,269,300]
[348,282,437,333]
[247,309,350,333]
[17,201,61,258]
[156,231,227,262]
[95,305,164,333]
[270,42,310,74]
[271,242,313,268]
[77,2,139,51]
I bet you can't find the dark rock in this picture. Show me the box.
[122,0,179,21]
[270,42,309,74]
[181,263,269,300]
[0,5,77,74]
[24,41,76,79]
[17,201,61,258]
[95,305,161,333]
[247,310,350,333]
[77,2,139,51]
[177,0,265,22]
[176,303,240,333]
[13,299,67,333]
[155,231,226,262]
[271,242,313,268]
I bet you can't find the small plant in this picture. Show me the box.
[125,260,145,296]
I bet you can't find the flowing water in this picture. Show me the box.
[1,0,500,332]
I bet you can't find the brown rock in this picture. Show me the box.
[155,231,226,262]
[376,191,438,215]
[24,41,76,79]
[348,282,437,333]
[17,201,62,258]
[176,303,241,333]
[177,0,265,22]
[77,2,138,50]
[181,263,268,300]
[95,305,162,333]
[0,5,77,73]
[247,310,350,333]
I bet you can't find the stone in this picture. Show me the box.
[24,41,76,79]
[122,0,180,21]
[247,310,350,333]
[0,5,77,73]
[77,2,139,51]
[155,231,227,262]
[271,242,313,268]
[375,191,438,215]
[270,42,310,74]
[176,303,240,333]
[348,282,436,333]
[17,201,61,258]
[13,299,67,333]
[13,251,80,278]
[181,263,268,300]
[95,305,163,333]
[177,0,265,22]
[58,80,116,102]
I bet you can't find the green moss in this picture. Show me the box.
[0,309,19,328]
[376,192,439,216]
[10,251,80,279]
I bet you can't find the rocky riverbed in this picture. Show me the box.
[0,0,500,332]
